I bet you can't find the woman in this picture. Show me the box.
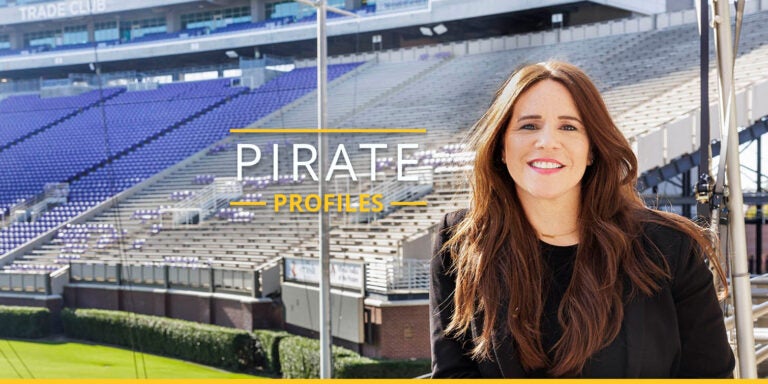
[430,61,734,378]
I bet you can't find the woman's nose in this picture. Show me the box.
[534,126,561,149]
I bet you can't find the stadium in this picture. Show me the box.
[0,0,766,378]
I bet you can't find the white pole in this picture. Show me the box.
[294,0,358,377]
[712,0,757,377]
[315,0,333,378]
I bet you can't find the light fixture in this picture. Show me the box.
[225,50,238,58]
[552,13,564,28]
[419,26,433,36]
[433,23,447,35]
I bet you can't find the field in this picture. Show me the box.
[0,338,265,379]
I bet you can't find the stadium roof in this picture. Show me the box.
[0,0,669,79]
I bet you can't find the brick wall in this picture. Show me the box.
[63,285,282,330]
[64,285,120,310]
[363,302,430,359]
[167,293,211,323]
[0,295,63,314]
[121,289,166,316]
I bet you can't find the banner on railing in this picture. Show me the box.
[283,257,363,289]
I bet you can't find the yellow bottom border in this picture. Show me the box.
[0,379,761,383]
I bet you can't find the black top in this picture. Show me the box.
[430,209,735,378]
[528,241,626,377]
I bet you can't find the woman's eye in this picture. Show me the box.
[520,124,536,130]
[561,124,578,131]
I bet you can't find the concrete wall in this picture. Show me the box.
[0,0,715,72]
[302,1,768,67]
[666,0,695,12]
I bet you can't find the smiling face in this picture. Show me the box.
[502,79,591,206]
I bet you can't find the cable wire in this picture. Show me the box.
[0,341,24,378]
[4,340,34,378]
[87,0,147,377]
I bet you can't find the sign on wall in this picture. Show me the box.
[18,0,107,22]
[284,257,364,290]
[0,0,194,25]
[282,282,365,344]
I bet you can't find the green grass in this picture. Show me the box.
[0,338,266,379]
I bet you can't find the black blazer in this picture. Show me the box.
[430,209,735,378]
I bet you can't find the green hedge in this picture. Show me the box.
[61,308,258,371]
[277,335,430,378]
[59,308,430,378]
[252,329,290,374]
[336,358,432,378]
[0,305,50,338]
[278,336,360,378]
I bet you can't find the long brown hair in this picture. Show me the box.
[444,61,725,376]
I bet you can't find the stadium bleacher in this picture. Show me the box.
[0,63,362,256]
[0,1,767,367]
[3,7,768,277]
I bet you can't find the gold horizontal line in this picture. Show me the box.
[230,201,267,207]
[390,201,428,207]
[229,128,427,134]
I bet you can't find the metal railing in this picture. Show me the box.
[160,177,242,227]
[349,167,434,223]
[724,274,768,368]
[0,270,55,294]
[2,257,429,297]
[7,182,69,223]
[365,258,430,294]
[68,260,279,298]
